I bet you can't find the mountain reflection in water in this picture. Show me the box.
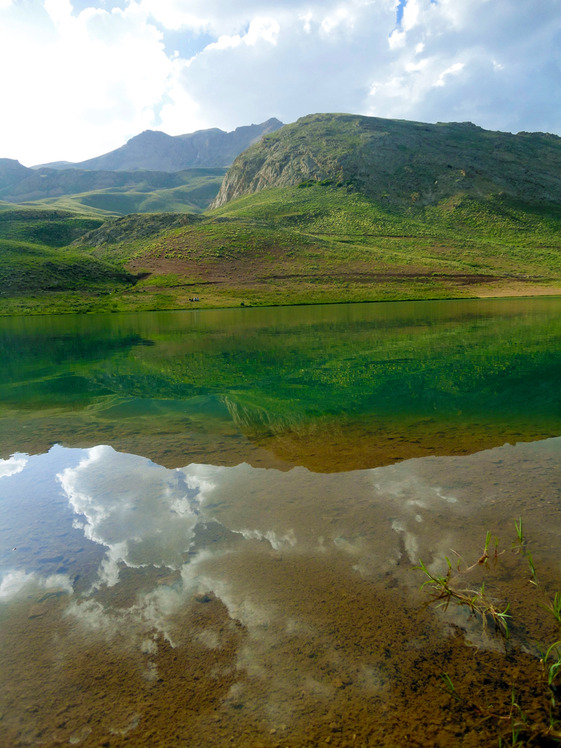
[3,297,561,472]
[1,438,560,745]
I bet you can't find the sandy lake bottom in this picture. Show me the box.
[1,436,560,746]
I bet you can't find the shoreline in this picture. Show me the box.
[2,280,561,317]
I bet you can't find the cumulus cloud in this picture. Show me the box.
[0,0,206,164]
[0,453,28,479]
[57,445,219,584]
[368,0,561,132]
[0,1,560,174]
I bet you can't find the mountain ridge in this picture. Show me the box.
[0,118,283,215]
[212,113,561,208]
[33,118,284,172]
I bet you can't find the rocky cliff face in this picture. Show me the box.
[211,113,561,208]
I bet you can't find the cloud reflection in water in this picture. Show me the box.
[57,445,219,584]
[0,453,28,479]
[1,438,561,729]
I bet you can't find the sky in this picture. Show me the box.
[1,0,560,166]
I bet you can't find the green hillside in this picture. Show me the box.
[2,114,561,315]
[65,180,560,312]
[0,166,226,215]
[0,209,136,314]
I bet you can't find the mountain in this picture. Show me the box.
[5,112,561,316]
[212,113,561,208]
[0,119,283,215]
[0,158,32,191]
[35,118,284,172]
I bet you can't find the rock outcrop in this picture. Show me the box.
[212,113,561,208]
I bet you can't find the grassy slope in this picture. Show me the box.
[0,209,136,314]
[0,168,226,217]
[2,168,561,315]
[64,181,561,312]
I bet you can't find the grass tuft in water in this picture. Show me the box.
[415,552,511,638]
[526,551,539,586]
[544,593,561,625]
[422,522,561,745]
[513,517,524,551]
[543,641,561,707]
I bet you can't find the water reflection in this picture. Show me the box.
[59,446,213,582]
[2,299,561,743]
[1,439,560,744]
[2,298,561,471]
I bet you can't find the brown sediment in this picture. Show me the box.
[1,545,559,746]
[0,411,292,471]
[251,414,561,473]
[3,408,561,474]
[2,438,561,746]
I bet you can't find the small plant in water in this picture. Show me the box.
[422,522,561,745]
[543,592,561,624]
[526,551,539,586]
[543,640,561,706]
[513,517,524,550]
[440,673,463,704]
[415,553,510,637]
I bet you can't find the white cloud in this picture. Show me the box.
[0,569,73,601]
[433,61,464,87]
[0,0,206,164]
[388,28,406,49]
[320,7,354,36]
[1,0,561,164]
[245,16,280,45]
[300,11,313,34]
[366,0,561,132]
[0,453,28,479]
[138,0,211,32]
[57,445,213,584]
[44,0,73,27]
[405,57,429,73]
[206,33,243,52]
[204,16,280,52]
[401,0,421,32]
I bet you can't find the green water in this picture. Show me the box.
[2,297,561,470]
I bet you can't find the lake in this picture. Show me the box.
[1,298,561,746]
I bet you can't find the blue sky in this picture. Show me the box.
[1,0,560,165]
